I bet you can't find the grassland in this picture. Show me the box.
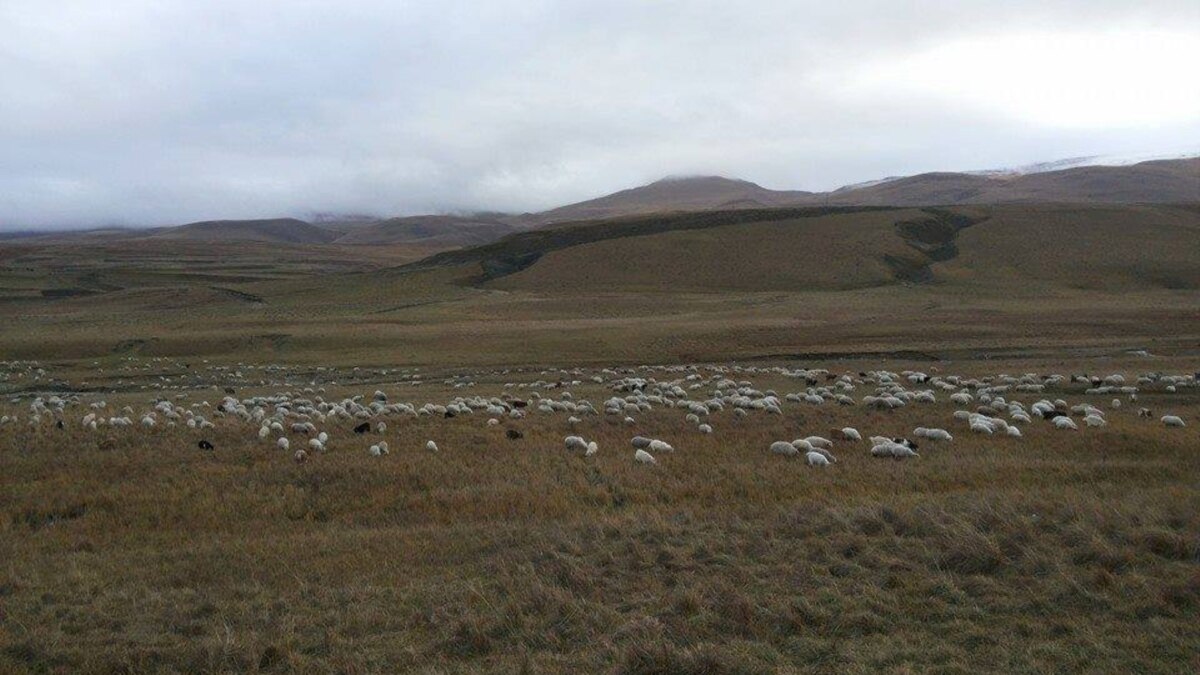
[1,203,1199,672]
[2,359,1198,673]
[2,204,1198,366]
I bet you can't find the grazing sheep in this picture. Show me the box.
[871,441,918,459]
[426,440,438,452]
[803,436,833,450]
[564,436,589,452]
[308,438,325,451]
[1053,417,1078,430]
[1084,414,1107,427]
[586,441,599,456]
[505,429,523,440]
[293,449,308,464]
[631,436,653,449]
[277,437,290,450]
[806,451,831,467]
[839,427,862,442]
[970,420,994,434]
[634,449,656,464]
[1161,415,1186,428]
[922,428,953,442]
[770,441,799,456]
[648,439,674,453]
[698,423,713,434]
[353,422,370,434]
[369,444,382,456]
[1138,408,1153,418]
[197,440,214,450]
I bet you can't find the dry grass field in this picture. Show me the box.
[1,203,1199,672]
[2,357,1199,673]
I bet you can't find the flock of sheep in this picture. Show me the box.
[1,359,1194,469]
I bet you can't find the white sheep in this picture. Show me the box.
[770,441,799,456]
[426,440,439,452]
[634,449,656,464]
[790,438,816,452]
[806,451,831,467]
[648,439,674,453]
[1053,417,1078,430]
[840,427,862,442]
[1161,415,1186,428]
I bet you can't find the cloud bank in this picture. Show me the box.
[2,0,1198,229]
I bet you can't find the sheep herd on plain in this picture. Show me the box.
[0,359,1195,468]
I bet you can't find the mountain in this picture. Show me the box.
[523,175,814,225]
[826,158,1200,206]
[153,218,339,244]
[331,215,517,246]
[527,157,1199,223]
[969,150,1200,177]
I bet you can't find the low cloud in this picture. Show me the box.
[2,0,1198,229]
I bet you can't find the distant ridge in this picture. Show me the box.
[527,156,1200,224]
[332,215,516,246]
[7,154,1197,242]
[521,175,813,225]
[154,218,338,244]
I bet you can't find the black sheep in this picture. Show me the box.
[353,422,370,434]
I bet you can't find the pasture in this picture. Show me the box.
[2,357,1198,673]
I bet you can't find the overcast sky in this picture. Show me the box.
[3,0,1199,229]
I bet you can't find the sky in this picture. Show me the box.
[2,0,1199,230]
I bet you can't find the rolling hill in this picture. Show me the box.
[332,215,517,246]
[526,157,1199,223]
[153,218,339,244]
[827,158,1200,206]
[403,203,1200,294]
[520,176,814,225]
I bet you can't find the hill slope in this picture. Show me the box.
[333,215,516,246]
[829,158,1200,206]
[526,176,814,225]
[527,158,1200,223]
[401,203,1200,294]
[153,218,339,244]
